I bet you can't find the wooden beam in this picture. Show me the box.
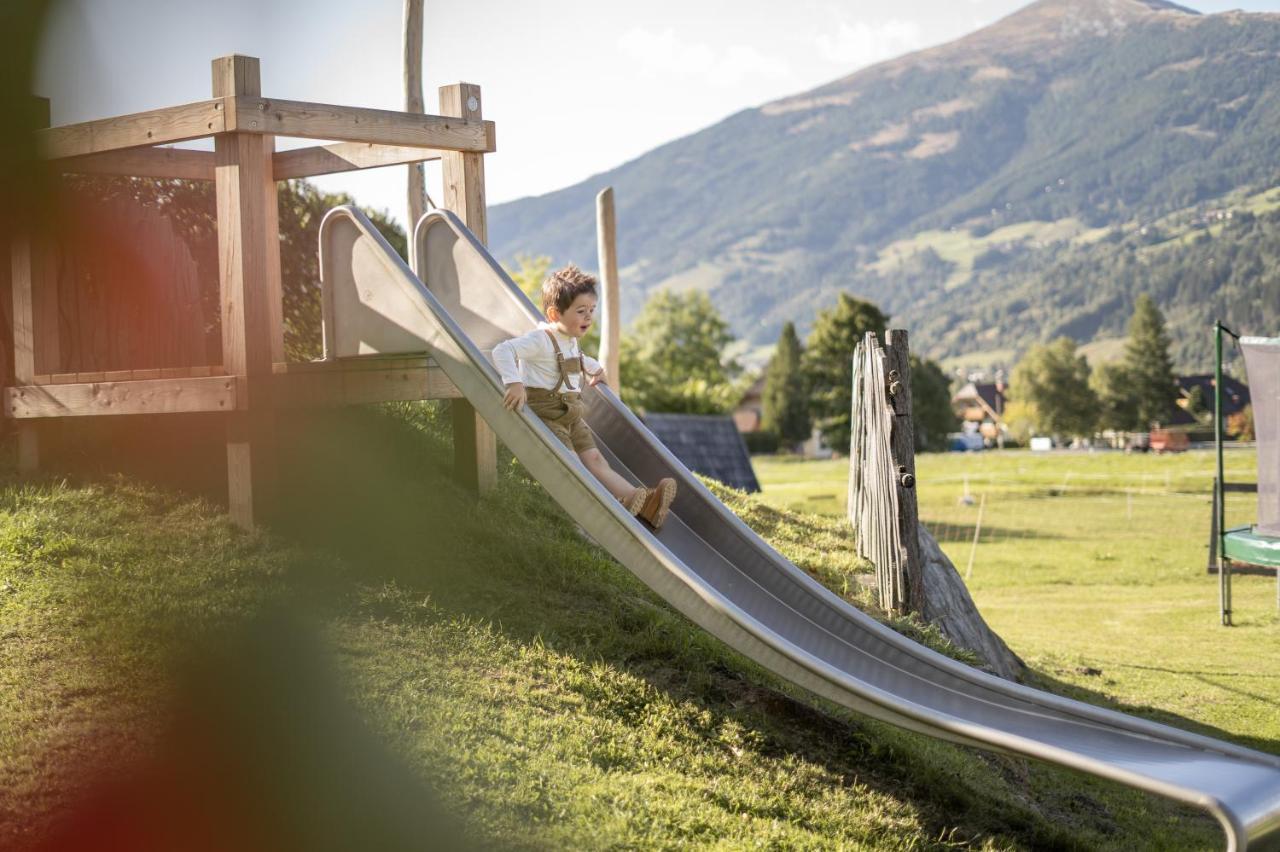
[439,82,496,494]
[263,136,285,364]
[273,363,460,408]
[272,142,443,181]
[439,84,489,241]
[6,376,236,418]
[11,235,35,385]
[36,99,228,160]
[10,234,38,471]
[57,147,216,181]
[214,54,276,530]
[404,0,428,226]
[12,94,51,473]
[231,97,495,153]
[596,186,621,395]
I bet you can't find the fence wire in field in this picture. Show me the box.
[914,468,1259,581]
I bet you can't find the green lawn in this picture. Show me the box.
[754,449,1280,755]
[0,410,1253,849]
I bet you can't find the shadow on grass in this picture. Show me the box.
[4,405,1238,849]
[252,405,1235,850]
[1021,665,1280,759]
[920,520,1061,543]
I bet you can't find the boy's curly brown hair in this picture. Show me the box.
[541,264,598,315]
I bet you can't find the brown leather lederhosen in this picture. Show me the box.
[525,330,596,452]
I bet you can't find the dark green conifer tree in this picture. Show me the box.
[1122,294,1179,428]
[761,322,810,446]
[801,293,889,451]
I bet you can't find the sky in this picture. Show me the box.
[35,0,1280,228]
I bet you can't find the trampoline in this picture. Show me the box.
[1213,324,1280,625]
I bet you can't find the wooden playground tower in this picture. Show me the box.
[12,54,500,528]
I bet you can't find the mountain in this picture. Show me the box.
[488,0,1280,372]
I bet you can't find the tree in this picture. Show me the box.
[1090,360,1138,433]
[1009,338,1098,439]
[761,322,810,445]
[619,290,740,414]
[908,355,957,452]
[1122,294,1179,427]
[1001,399,1039,446]
[67,175,406,364]
[275,180,406,360]
[802,293,889,452]
[506,253,552,305]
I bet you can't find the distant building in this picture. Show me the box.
[1166,374,1250,427]
[951,381,1007,443]
[642,413,761,492]
[732,375,766,434]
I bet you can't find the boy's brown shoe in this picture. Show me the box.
[639,478,677,531]
[624,486,648,516]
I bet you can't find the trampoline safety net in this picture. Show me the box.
[1241,337,1280,537]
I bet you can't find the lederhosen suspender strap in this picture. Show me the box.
[543,329,586,394]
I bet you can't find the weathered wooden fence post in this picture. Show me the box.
[882,329,924,612]
[849,329,1024,678]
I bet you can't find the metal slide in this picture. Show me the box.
[318,206,1280,851]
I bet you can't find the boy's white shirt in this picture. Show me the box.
[492,321,603,392]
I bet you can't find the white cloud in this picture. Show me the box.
[816,18,926,67]
[617,27,790,87]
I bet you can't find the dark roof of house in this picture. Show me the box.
[1166,374,1251,425]
[952,382,1007,416]
[1177,374,1250,412]
[641,413,761,493]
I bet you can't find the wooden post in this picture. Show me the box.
[439,82,496,494]
[883,329,924,613]
[11,97,51,473]
[596,187,621,395]
[404,0,427,227]
[213,55,276,528]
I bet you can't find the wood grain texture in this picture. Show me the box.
[37,99,228,160]
[439,82,497,493]
[231,97,494,152]
[404,0,427,226]
[57,147,216,180]
[438,84,489,241]
[273,363,459,407]
[6,375,236,418]
[596,187,621,394]
[213,55,275,530]
[263,135,285,363]
[271,142,443,180]
[11,235,35,384]
[883,329,924,614]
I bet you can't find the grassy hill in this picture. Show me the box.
[0,403,1232,849]
[488,0,1280,371]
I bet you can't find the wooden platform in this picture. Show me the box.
[5,357,459,418]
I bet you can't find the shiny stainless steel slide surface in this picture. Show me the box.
[319,206,1280,850]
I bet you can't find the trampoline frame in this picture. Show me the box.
[1213,321,1280,625]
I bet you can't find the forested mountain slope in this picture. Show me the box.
[489,0,1280,370]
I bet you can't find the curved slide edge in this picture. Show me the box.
[318,205,1280,851]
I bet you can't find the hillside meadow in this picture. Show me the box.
[0,404,1234,850]
[754,447,1280,753]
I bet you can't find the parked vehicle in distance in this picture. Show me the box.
[1149,428,1190,453]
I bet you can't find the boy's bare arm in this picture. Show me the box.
[503,382,527,411]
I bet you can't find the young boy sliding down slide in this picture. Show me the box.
[493,265,678,530]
